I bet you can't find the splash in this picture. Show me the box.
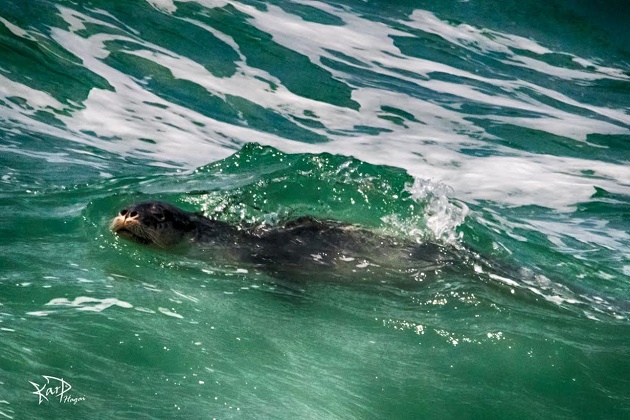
[381,177,469,244]
[407,178,469,243]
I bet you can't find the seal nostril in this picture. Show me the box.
[120,209,128,216]
[130,211,138,218]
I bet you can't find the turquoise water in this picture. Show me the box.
[1,0,629,418]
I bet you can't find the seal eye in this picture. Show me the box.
[155,213,166,222]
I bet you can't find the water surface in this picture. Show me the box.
[0,0,629,418]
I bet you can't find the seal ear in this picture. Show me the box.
[194,211,205,217]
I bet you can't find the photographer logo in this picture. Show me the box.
[29,376,86,405]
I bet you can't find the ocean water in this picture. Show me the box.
[1,0,629,418]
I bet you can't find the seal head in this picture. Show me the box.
[110,201,197,247]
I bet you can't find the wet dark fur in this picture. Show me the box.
[108,202,601,318]
[110,201,458,277]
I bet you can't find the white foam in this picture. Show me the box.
[488,273,520,288]
[26,311,52,317]
[158,307,184,318]
[146,0,177,14]
[0,17,34,40]
[171,289,200,303]
[405,10,628,80]
[45,296,133,312]
[0,74,64,111]
[524,218,630,252]
[2,2,625,215]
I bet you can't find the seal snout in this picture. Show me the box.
[110,206,143,239]
[119,208,139,219]
[113,206,141,230]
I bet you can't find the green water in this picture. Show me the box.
[1,0,629,418]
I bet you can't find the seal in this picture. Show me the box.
[110,201,235,247]
[110,201,456,276]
